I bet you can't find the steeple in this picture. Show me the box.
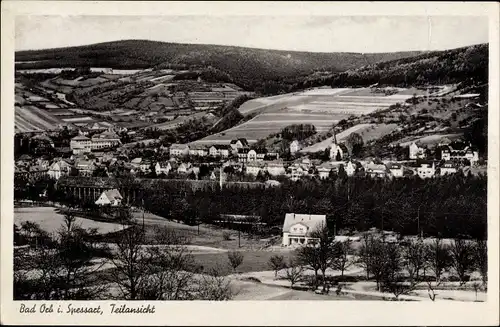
[333,129,338,145]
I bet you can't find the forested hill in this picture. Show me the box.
[296,43,488,90]
[15,39,422,90]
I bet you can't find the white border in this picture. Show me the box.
[1,2,499,326]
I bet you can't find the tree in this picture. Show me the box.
[309,222,339,291]
[196,266,235,300]
[268,254,286,278]
[450,239,475,286]
[358,235,386,291]
[227,251,244,273]
[331,240,354,277]
[403,238,426,281]
[425,237,451,283]
[108,226,148,300]
[346,132,364,157]
[295,245,321,289]
[284,259,304,289]
[473,239,487,289]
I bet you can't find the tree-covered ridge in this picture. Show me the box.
[296,44,488,89]
[15,39,422,91]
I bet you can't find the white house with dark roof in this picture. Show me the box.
[388,163,404,178]
[48,160,72,180]
[290,140,301,154]
[95,189,123,206]
[155,162,172,176]
[209,144,231,158]
[282,213,327,246]
[440,161,459,176]
[169,144,189,157]
[70,134,92,154]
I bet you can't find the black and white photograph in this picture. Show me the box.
[1,1,499,326]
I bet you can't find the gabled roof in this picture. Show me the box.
[72,135,90,141]
[212,144,232,150]
[102,189,122,201]
[282,213,326,234]
[131,158,142,164]
[189,144,207,151]
[170,143,189,150]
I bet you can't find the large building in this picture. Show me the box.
[70,130,121,154]
[282,213,327,247]
[441,143,479,165]
[169,144,190,157]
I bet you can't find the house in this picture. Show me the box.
[282,213,327,247]
[75,159,96,176]
[345,161,357,176]
[264,151,280,161]
[417,162,436,179]
[130,157,143,168]
[266,160,286,176]
[441,143,479,165]
[247,149,258,162]
[409,142,426,160]
[189,144,208,157]
[28,165,48,178]
[289,165,308,181]
[440,161,458,176]
[155,162,172,176]
[365,163,388,178]
[90,129,122,150]
[230,138,249,151]
[139,160,152,173]
[177,162,192,174]
[246,161,266,176]
[70,134,92,154]
[290,140,301,154]
[169,144,190,157]
[95,189,123,206]
[209,145,231,158]
[48,160,72,180]
[32,134,54,148]
[330,143,348,161]
[317,162,335,179]
[388,163,404,178]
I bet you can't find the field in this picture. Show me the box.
[14,207,127,235]
[194,87,415,144]
[15,106,64,133]
[300,123,400,153]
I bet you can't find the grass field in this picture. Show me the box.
[14,207,127,235]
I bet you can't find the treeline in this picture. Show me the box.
[281,124,317,141]
[15,40,422,93]
[295,44,488,90]
[136,173,487,240]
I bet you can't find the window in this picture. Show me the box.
[293,228,297,231]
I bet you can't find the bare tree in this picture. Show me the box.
[268,254,286,278]
[196,266,235,300]
[450,238,475,286]
[473,239,487,289]
[227,251,244,273]
[381,243,419,299]
[108,226,148,300]
[358,235,386,291]
[403,238,426,282]
[308,222,339,291]
[424,237,451,283]
[295,245,321,289]
[284,259,304,289]
[331,240,354,277]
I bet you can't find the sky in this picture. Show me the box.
[15,15,488,53]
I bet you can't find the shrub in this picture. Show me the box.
[222,231,231,241]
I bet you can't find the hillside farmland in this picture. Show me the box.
[195,87,418,144]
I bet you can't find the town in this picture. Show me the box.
[12,25,488,302]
